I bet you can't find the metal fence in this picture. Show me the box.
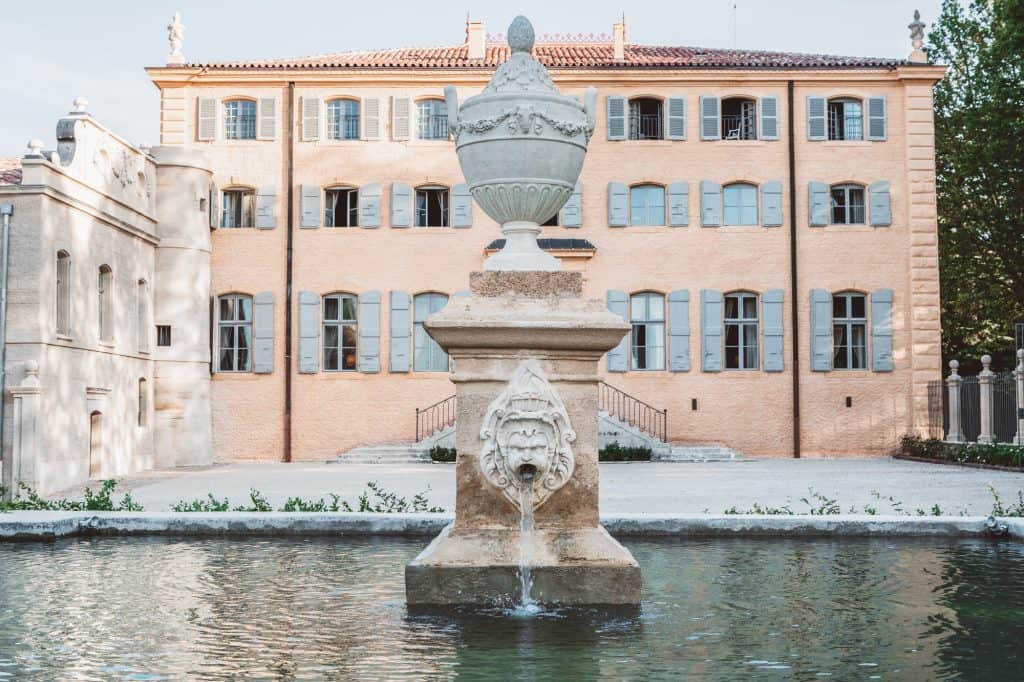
[928,373,1020,443]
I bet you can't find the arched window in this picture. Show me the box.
[137,279,150,352]
[725,292,758,370]
[322,293,357,371]
[830,183,866,224]
[629,185,666,226]
[417,99,448,140]
[325,187,359,227]
[224,99,257,140]
[722,97,757,140]
[56,250,71,335]
[217,294,253,372]
[326,99,360,140]
[89,410,103,478]
[630,292,665,370]
[723,183,758,225]
[828,98,863,140]
[221,187,255,228]
[833,291,867,369]
[98,265,113,342]
[138,378,148,428]
[629,98,663,140]
[413,293,449,371]
[415,185,449,227]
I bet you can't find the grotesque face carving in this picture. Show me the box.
[503,424,552,480]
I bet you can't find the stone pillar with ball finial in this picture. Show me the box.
[908,10,927,63]
[946,360,964,443]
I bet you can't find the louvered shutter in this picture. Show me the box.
[867,96,887,141]
[700,95,720,140]
[606,95,627,140]
[390,182,412,227]
[253,291,274,374]
[761,181,783,227]
[257,97,277,140]
[701,289,723,372]
[391,96,410,141]
[561,182,582,227]
[667,182,689,227]
[197,97,217,141]
[255,187,276,229]
[871,289,894,372]
[700,180,722,227]
[452,183,473,228]
[668,290,690,371]
[762,289,784,372]
[808,181,830,227]
[301,97,321,142]
[360,183,381,228]
[667,96,686,140]
[208,184,218,229]
[760,96,779,140]
[298,291,319,373]
[300,185,320,228]
[807,96,827,141]
[810,289,832,371]
[389,291,411,373]
[607,182,628,227]
[869,180,892,226]
[606,290,628,372]
[358,290,381,373]
[362,98,381,140]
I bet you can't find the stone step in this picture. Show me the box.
[336,443,430,464]
[655,445,745,462]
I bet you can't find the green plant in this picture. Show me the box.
[232,489,273,512]
[171,494,231,512]
[0,480,142,512]
[800,488,841,515]
[724,502,794,515]
[989,485,1024,517]
[167,482,445,514]
[901,435,1024,468]
[279,494,344,512]
[599,442,652,462]
[429,446,457,463]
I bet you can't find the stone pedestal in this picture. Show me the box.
[405,271,641,606]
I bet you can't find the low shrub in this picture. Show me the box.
[171,481,445,514]
[429,447,457,463]
[0,480,142,512]
[901,435,1024,468]
[599,442,652,462]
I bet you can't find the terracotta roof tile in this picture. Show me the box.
[0,158,21,186]
[186,42,908,70]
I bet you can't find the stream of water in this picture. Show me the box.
[516,480,539,615]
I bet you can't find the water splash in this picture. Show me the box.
[515,478,541,615]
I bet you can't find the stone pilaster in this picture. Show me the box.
[977,355,994,443]
[6,362,42,495]
[159,88,186,146]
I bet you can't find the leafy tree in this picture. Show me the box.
[928,0,1024,371]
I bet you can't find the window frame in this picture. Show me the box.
[217,293,254,373]
[416,98,449,140]
[628,184,667,227]
[223,98,257,141]
[720,97,758,141]
[832,291,868,371]
[56,250,71,337]
[414,185,450,227]
[827,97,864,141]
[137,377,148,428]
[829,183,867,225]
[221,187,256,228]
[723,182,759,226]
[724,291,759,371]
[322,292,358,372]
[136,278,150,353]
[413,292,450,372]
[628,97,664,141]
[326,98,361,141]
[324,186,359,228]
[97,265,113,344]
[629,292,666,371]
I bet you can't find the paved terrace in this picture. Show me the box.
[48,459,1024,515]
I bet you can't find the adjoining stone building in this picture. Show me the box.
[1,15,945,494]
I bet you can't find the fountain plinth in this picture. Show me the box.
[404,16,641,607]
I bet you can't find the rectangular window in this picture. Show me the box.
[325,188,359,227]
[628,98,664,140]
[828,99,863,141]
[722,98,757,140]
[413,293,449,371]
[629,185,666,226]
[723,184,758,226]
[322,294,357,371]
[725,292,759,370]
[222,190,255,228]
[630,293,666,370]
[224,100,257,140]
[156,325,172,347]
[218,294,253,372]
[98,266,113,343]
[137,280,150,352]
[327,99,360,140]
[417,100,449,140]
[832,292,867,369]
[56,251,71,335]
[830,185,866,225]
[415,187,449,227]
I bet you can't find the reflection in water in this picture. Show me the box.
[0,536,1021,680]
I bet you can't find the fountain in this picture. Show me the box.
[404,15,642,607]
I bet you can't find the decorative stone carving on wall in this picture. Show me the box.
[479,359,576,511]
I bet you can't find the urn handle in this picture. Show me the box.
[444,86,460,136]
[583,86,597,135]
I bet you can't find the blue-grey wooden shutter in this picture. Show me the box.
[867,96,887,141]
[871,289,894,372]
[358,290,381,373]
[391,96,410,141]
[810,289,832,371]
[257,97,277,140]
[700,95,720,140]
[209,184,218,229]
[762,289,784,372]
[760,96,779,140]
[362,98,381,141]
[807,96,827,140]
[869,180,891,226]
[668,289,690,371]
[253,291,274,374]
[390,182,411,228]
[561,182,582,227]
[301,97,321,142]
[360,183,380,228]
[606,95,626,140]
[389,290,410,373]
[762,181,783,227]
[808,181,830,227]
[452,183,472,228]
[606,290,628,372]
[608,182,628,227]
[667,96,686,140]
[668,182,689,226]
[197,97,217,141]
[255,187,276,229]
[300,185,320,228]
[701,289,723,372]
[700,181,722,227]
[298,290,319,373]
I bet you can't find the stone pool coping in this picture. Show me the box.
[2,512,1023,541]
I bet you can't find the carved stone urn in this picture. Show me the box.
[444,16,596,271]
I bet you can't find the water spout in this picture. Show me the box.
[516,480,539,613]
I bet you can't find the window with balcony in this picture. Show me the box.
[325,187,359,227]
[415,186,449,227]
[723,183,758,226]
[217,294,252,372]
[327,99,360,140]
[725,292,759,370]
[832,291,867,370]
[224,99,257,140]
[828,98,863,141]
[417,99,448,140]
[629,185,666,226]
[222,189,255,228]
[721,97,757,140]
[322,293,357,372]
[630,292,666,370]
[629,98,663,140]
[830,184,866,224]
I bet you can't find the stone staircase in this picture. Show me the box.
[336,443,430,464]
[657,444,745,462]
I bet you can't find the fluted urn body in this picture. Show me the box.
[445,16,596,271]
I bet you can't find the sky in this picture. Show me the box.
[0,0,943,157]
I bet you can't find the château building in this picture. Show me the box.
[0,16,945,495]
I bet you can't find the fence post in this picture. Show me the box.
[946,359,964,442]
[977,354,994,443]
[1015,349,1024,445]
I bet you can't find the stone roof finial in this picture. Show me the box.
[71,97,90,115]
[908,9,927,63]
[167,12,186,66]
[26,140,44,158]
[508,16,535,53]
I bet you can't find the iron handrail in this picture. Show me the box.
[415,394,456,442]
[598,381,668,443]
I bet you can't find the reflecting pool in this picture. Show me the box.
[0,536,1021,680]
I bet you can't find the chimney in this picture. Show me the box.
[467,19,486,60]
[612,17,626,62]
